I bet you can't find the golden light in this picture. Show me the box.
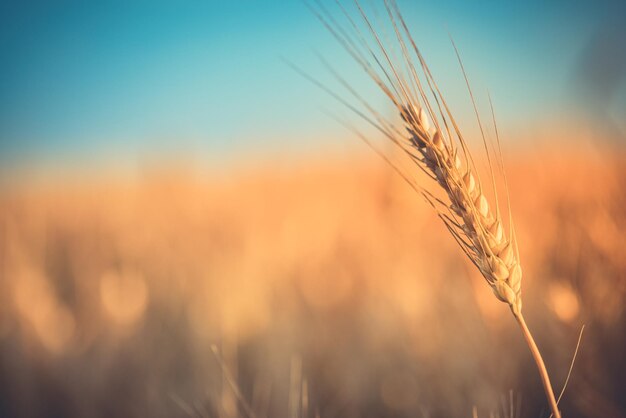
[548,282,580,323]
[13,267,75,353]
[100,268,149,326]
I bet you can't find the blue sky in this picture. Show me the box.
[0,0,624,170]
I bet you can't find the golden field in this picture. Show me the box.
[0,142,624,418]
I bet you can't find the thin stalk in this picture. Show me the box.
[513,310,561,418]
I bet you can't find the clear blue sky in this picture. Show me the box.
[0,0,623,169]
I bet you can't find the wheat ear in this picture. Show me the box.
[398,86,561,418]
[307,1,563,416]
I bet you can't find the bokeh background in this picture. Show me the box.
[0,1,625,417]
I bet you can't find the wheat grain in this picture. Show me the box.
[400,103,523,313]
[308,1,564,416]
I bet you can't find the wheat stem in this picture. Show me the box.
[513,310,561,418]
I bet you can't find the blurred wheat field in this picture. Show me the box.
[0,145,625,418]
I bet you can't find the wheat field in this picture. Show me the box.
[0,139,624,417]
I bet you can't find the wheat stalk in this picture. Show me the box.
[307,1,563,416]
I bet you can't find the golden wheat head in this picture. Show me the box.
[307,0,523,312]
[400,103,522,313]
[306,1,564,416]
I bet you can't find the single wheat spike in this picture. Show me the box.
[400,104,523,313]
[306,1,563,416]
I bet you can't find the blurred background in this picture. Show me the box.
[0,1,625,417]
